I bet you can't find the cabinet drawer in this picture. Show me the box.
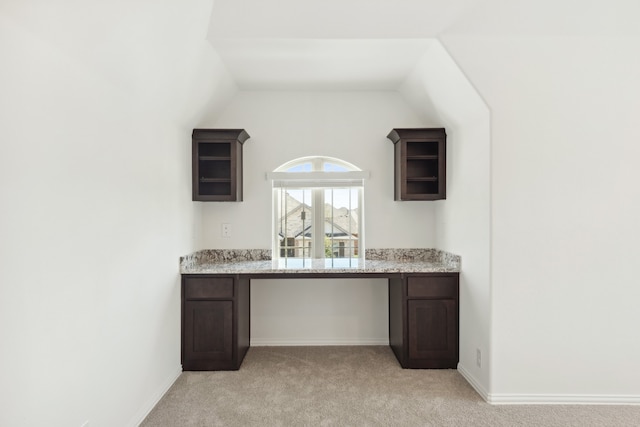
[184,277,234,299]
[407,275,458,298]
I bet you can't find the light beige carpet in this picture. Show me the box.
[140,346,640,426]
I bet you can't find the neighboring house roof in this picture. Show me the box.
[277,191,358,240]
[277,193,312,239]
[324,205,358,237]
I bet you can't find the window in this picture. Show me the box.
[269,157,367,264]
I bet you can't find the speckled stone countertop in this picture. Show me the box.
[180,249,460,275]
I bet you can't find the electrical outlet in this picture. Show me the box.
[221,223,231,238]
[476,348,482,368]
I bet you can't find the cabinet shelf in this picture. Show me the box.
[387,128,446,201]
[407,155,438,160]
[200,178,232,182]
[192,129,250,201]
[407,177,438,181]
[199,156,232,161]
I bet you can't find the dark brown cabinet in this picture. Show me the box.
[183,300,233,363]
[408,299,457,364]
[387,128,447,200]
[181,276,249,370]
[181,272,458,371]
[390,274,459,369]
[192,129,250,201]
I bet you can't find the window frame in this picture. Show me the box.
[268,156,367,261]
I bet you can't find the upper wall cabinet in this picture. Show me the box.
[192,129,250,201]
[387,128,446,201]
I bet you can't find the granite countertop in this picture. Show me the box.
[180,249,460,275]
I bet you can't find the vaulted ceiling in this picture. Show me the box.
[205,0,640,92]
[210,39,436,91]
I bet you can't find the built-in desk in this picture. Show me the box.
[180,249,460,371]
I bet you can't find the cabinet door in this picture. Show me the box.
[408,299,457,362]
[183,300,233,363]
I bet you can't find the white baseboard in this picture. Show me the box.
[457,363,490,402]
[250,339,389,346]
[129,366,182,427]
[487,393,640,405]
[457,364,640,405]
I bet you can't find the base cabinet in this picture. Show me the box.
[390,273,459,369]
[183,301,233,367]
[408,299,457,366]
[181,276,249,371]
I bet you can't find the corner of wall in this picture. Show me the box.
[397,39,492,396]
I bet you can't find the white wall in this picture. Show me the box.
[198,91,439,344]
[443,35,640,402]
[251,279,389,345]
[400,42,491,395]
[0,1,235,426]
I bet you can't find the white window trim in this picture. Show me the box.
[266,171,370,188]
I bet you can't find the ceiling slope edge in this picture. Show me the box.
[398,40,489,128]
